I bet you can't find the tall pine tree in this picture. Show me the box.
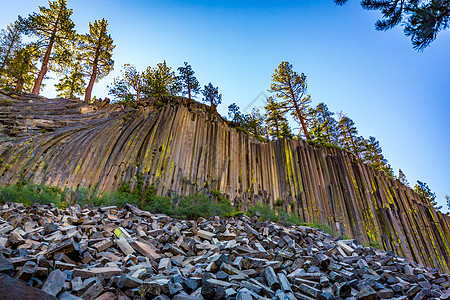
[177,62,200,100]
[309,102,339,145]
[55,57,85,98]
[108,64,142,102]
[337,114,364,158]
[142,61,180,98]
[80,18,115,102]
[27,0,76,94]
[268,61,312,140]
[4,44,39,92]
[202,82,222,108]
[0,18,25,74]
[264,96,292,139]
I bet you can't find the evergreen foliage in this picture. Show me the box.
[398,169,409,186]
[337,114,363,158]
[202,82,222,108]
[142,61,180,98]
[334,0,450,50]
[26,0,76,94]
[0,18,25,74]
[177,62,200,100]
[55,58,85,98]
[108,64,142,102]
[414,181,437,206]
[264,96,292,139]
[2,44,39,92]
[268,61,312,140]
[80,18,115,102]
[308,102,339,145]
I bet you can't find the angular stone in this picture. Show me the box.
[80,281,104,300]
[0,273,56,300]
[93,239,113,252]
[357,285,377,300]
[42,269,67,297]
[132,241,161,260]
[116,237,134,255]
[73,266,122,279]
[0,255,14,276]
[197,230,215,241]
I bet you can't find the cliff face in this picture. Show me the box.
[1,90,449,272]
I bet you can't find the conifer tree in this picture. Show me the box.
[264,96,291,139]
[55,58,85,98]
[268,61,311,140]
[309,102,339,145]
[0,18,25,74]
[80,18,115,102]
[398,169,409,186]
[245,108,266,138]
[414,181,437,206]
[337,114,363,157]
[108,64,142,102]
[228,103,245,125]
[4,44,39,92]
[177,62,200,100]
[142,61,180,98]
[201,82,222,108]
[27,0,76,94]
[361,136,387,168]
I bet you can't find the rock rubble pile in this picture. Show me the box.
[0,202,449,300]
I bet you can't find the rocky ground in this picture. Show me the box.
[0,202,449,300]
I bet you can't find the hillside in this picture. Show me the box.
[0,89,449,272]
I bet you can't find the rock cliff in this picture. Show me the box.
[0,90,449,272]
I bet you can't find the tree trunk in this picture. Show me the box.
[288,82,311,140]
[32,19,59,95]
[136,88,140,102]
[0,30,19,71]
[84,64,97,102]
[15,76,23,92]
[187,78,191,100]
[84,25,105,102]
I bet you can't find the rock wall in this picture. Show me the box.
[1,90,449,272]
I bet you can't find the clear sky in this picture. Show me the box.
[1,0,449,209]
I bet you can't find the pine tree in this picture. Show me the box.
[361,136,390,170]
[244,108,266,138]
[80,18,115,102]
[0,18,25,74]
[4,44,39,92]
[142,61,180,98]
[309,102,339,145]
[228,103,245,125]
[108,64,142,102]
[55,58,85,98]
[264,96,291,139]
[201,82,222,108]
[334,0,450,50]
[337,114,363,157]
[398,169,409,186]
[268,61,311,140]
[177,62,200,100]
[27,0,76,94]
[414,181,437,206]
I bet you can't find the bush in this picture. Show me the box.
[0,183,335,235]
[0,183,64,207]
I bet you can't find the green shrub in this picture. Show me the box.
[0,184,64,207]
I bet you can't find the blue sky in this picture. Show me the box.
[1,0,449,209]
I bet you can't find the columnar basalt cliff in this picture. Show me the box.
[1,90,449,272]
